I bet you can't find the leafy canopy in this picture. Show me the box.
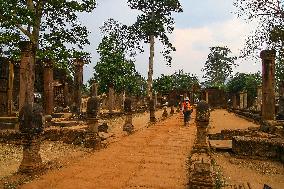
[93,30,146,97]
[127,0,183,65]
[0,0,96,67]
[202,46,237,88]
[234,0,284,59]
[153,70,200,95]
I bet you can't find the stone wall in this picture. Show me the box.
[232,136,284,163]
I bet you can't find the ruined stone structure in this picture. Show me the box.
[43,60,54,115]
[85,95,101,148]
[239,92,244,109]
[162,105,168,118]
[19,41,36,111]
[18,103,44,173]
[277,81,284,120]
[260,50,276,120]
[149,99,156,122]
[0,57,14,116]
[123,97,134,134]
[202,88,226,108]
[189,100,215,189]
[73,59,84,114]
[108,84,115,113]
[232,94,237,109]
[256,85,262,112]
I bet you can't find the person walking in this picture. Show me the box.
[182,97,192,126]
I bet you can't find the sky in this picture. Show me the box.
[79,0,261,83]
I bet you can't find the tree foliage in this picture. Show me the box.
[0,0,96,67]
[127,0,183,65]
[153,70,200,95]
[226,72,262,105]
[234,0,284,59]
[202,46,237,88]
[92,32,146,97]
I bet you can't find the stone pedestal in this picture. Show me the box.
[73,59,84,114]
[43,60,54,115]
[123,98,134,133]
[260,50,276,120]
[19,135,42,173]
[19,41,35,112]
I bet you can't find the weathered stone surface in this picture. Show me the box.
[232,136,284,162]
[86,96,100,118]
[196,100,210,123]
[98,122,108,133]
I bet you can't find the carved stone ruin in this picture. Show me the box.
[123,97,134,134]
[149,99,156,122]
[73,59,84,114]
[256,85,262,112]
[108,84,115,113]
[260,50,276,120]
[239,92,244,109]
[277,81,284,120]
[85,96,101,148]
[0,57,14,116]
[18,103,44,173]
[43,60,54,115]
[243,91,248,109]
[19,41,35,112]
[189,100,215,188]
[232,94,237,109]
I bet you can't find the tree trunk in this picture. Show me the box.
[148,35,156,122]
[19,41,36,111]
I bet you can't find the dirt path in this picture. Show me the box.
[209,109,259,134]
[21,113,196,189]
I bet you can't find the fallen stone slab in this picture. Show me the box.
[0,117,18,130]
[51,121,79,127]
[209,140,232,151]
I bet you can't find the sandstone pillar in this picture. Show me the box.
[150,99,156,122]
[123,97,134,134]
[239,92,244,109]
[256,85,262,112]
[232,94,237,109]
[243,91,248,109]
[277,81,284,120]
[260,50,276,120]
[19,41,35,111]
[43,60,54,115]
[91,82,99,97]
[205,91,209,103]
[108,84,115,113]
[63,82,69,107]
[7,62,14,116]
[73,59,84,113]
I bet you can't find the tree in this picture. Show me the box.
[226,72,261,106]
[153,70,199,95]
[202,46,237,88]
[127,0,183,99]
[93,32,146,97]
[234,0,284,59]
[0,0,96,109]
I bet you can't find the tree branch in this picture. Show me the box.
[27,0,35,11]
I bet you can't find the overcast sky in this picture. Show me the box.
[79,0,261,83]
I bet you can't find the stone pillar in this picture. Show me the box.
[149,99,156,122]
[123,97,134,134]
[232,94,237,109]
[205,91,209,103]
[63,82,69,107]
[7,61,14,116]
[243,91,248,109]
[85,96,101,148]
[260,50,276,120]
[73,59,84,114]
[108,84,115,113]
[18,104,43,173]
[256,85,262,112]
[154,92,158,107]
[277,81,284,120]
[19,41,36,111]
[43,60,54,115]
[91,82,99,97]
[239,92,244,109]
